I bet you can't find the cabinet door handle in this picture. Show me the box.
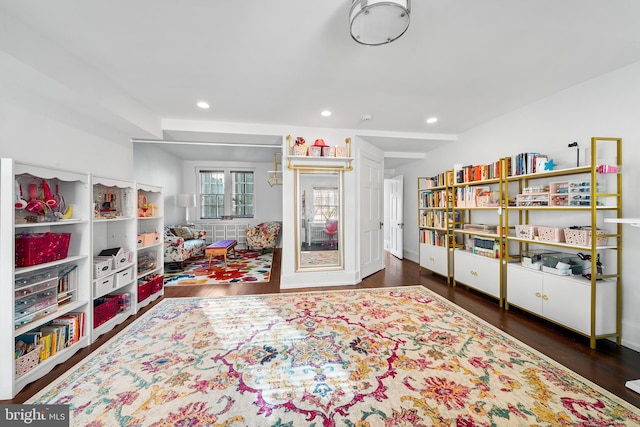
[471,270,478,276]
[543,294,549,300]
[535,292,542,298]
[429,257,435,262]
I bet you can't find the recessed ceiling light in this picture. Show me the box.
[197,101,210,109]
[426,117,438,124]
[321,110,332,117]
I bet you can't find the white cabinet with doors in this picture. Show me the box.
[453,249,502,299]
[507,263,616,336]
[419,244,451,278]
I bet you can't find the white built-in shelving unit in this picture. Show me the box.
[136,183,164,310]
[1,159,91,399]
[91,177,138,341]
[0,158,165,399]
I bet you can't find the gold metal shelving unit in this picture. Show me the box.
[417,172,455,284]
[503,137,622,349]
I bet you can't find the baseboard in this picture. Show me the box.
[280,270,360,289]
[622,320,640,353]
[404,249,419,264]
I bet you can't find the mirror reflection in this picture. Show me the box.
[295,169,343,271]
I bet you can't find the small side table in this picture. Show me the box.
[205,240,238,269]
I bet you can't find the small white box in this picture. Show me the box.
[93,258,112,279]
[116,267,133,287]
[94,275,115,297]
[113,251,130,269]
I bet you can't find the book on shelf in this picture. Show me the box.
[454,160,502,184]
[420,229,448,247]
[507,152,548,176]
[420,189,447,208]
[57,264,77,306]
[472,237,500,259]
[40,325,67,356]
[51,312,84,345]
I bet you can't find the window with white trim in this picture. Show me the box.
[312,186,339,222]
[198,169,254,219]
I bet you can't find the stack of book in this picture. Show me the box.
[455,160,502,184]
[14,312,85,365]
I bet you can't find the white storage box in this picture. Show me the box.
[96,248,130,269]
[94,275,116,297]
[94,258,112,279]
[113,251,130,268]
[116,267,133,287]
[516,192,549,207]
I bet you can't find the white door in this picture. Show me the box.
[389,175,403,259]
[360,154,384,278]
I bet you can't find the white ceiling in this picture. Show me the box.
[2,1,640,166]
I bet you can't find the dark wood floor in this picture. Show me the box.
[6,249,640,409]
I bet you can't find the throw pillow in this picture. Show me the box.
[174,227,194,240]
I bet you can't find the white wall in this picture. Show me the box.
[0,101,133,178]
[397,60,640,351]
[133,144,183,225]
[180,158,283,226]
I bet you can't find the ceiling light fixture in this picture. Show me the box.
[426,117,438,124]
[321,110,332,117]
[196,101,210,109]
[350,0,410,46]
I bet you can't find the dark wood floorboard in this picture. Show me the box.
[5,248,640,409]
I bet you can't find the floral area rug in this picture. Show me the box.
[28,286,640,426]
[163,250,272,285]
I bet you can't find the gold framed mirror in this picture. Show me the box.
[295,169,343,271]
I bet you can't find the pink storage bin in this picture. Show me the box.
[564,227,607,246]
[537,226,565,243]
[15,232,71,267]
[515,225,537,239]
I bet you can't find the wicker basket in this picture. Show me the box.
[564,227,607,246]
[16,345,42,377]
